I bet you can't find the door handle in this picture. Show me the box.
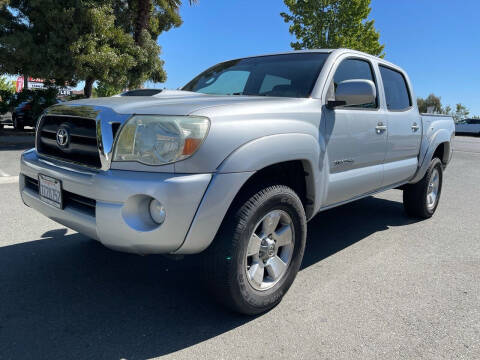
[411,123,420,132]
[375,122,387,134]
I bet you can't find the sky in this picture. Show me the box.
[150,0,480,115]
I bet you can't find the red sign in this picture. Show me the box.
[16,76,24,92]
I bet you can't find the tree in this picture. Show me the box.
[0,1,82,87]
[417,93,444,114]
[70,5,140,97]
[416,94,471,122]
[0,0,198,97]
[0,75,15,93]
[75,0,198,95]
[95,81,123,97]
[281,0,385,57]
[453,103,469,123]
[128,0,197,45]
[0,76,15,114]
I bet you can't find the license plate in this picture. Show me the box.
[38,174,63,209]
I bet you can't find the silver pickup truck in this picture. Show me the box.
[20,49,454,314]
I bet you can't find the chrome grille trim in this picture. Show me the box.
[36,104,131,171]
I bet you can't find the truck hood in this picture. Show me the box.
[64,90,307,116]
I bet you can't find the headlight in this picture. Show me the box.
[113,115,210,165]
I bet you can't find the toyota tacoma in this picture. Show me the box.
[20,49,455,315]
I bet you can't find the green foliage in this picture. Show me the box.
[0,0,197,96]
[70,5,139,91]
[453,103,469,123]
[0,0,81,86]
[281,0,385,57]
[416,94,471,123]
[0,90,13,114]
[95,81,123,97]
[0,76,15,113]
[417,93,444,114]
[0,76,15,93]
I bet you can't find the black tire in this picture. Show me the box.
[203,185,307,315]
[13,116,23,131]
[403,158,443,219]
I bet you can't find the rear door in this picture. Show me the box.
[379,65,421,187]
[323,56,388,206]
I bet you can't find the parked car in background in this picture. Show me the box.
[455,118,480,135]
[12,97,63,131]
[0,112,12,130]
[12,101,33,130]
[20,49,454,315]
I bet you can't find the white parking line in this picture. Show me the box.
[0,176,18,184]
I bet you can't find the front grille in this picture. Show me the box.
[37,115,101,168]
[24,175,96,217]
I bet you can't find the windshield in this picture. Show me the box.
[182,53,329,98]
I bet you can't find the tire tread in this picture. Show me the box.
[203,185,305,315]
[403,157,443,219]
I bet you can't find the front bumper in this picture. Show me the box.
[20,150,212,254]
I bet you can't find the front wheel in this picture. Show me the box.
[403,158,443,219]
[203,185,307,315]
[13,117,23,131]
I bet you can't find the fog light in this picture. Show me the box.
[149,199,166,224]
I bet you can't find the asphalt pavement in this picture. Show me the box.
[0,132,479,359]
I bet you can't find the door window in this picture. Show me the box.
[331,58,378,108]
[379,66,412,111]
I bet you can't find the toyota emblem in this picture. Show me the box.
[56,127,69,148]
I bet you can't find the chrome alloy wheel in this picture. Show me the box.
[426,168,440,210]
[245,210,294,291]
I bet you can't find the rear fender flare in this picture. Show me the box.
[410,128,452,184]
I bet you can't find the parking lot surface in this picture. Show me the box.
[0,133,479,359]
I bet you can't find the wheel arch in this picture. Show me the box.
[410,128,453,184]
[432,141,450,166]
[176,134,324,254]
[227,159,315,217]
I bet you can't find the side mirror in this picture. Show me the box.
[327,79,376,109]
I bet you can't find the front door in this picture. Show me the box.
[324,57,388,206]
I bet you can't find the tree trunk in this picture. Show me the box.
[23,75,28,92]
[84,76,94,98]
[134,0,151,45]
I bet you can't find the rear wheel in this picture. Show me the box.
[403,158,443,219]
[203,185,307,315]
